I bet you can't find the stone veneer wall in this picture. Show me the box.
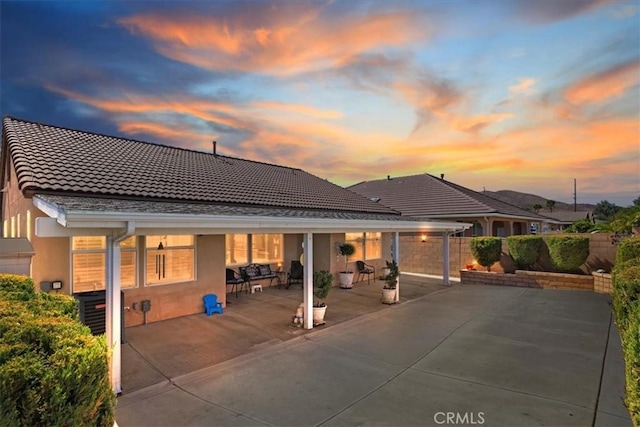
[593,272,613,294]
[460,269,595,291]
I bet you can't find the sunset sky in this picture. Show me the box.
[1,0,638,206]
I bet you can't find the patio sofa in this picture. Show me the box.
[239,263,278,288]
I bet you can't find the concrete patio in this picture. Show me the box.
[121,274,446,393]
[117,281,631,427]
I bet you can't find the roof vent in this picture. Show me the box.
[212,140,217,157]
[370,197,381,203]
[387,175,391,180]
[440,173,445,180]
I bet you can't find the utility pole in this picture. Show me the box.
[573,179,577,212]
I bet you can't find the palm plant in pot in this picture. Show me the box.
[338,243,356,288]
[381,260,399,304]
[313,270,333,324]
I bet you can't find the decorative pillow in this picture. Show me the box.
[259,265,271,276]
[245,266,259,277]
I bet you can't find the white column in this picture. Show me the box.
[105,236,122,394]
[443,232,450,286]
[392,232,400,303]
[303,233,314,329]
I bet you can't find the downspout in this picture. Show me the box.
[106,221,135,395]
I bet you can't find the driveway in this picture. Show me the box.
[116,285,631,426]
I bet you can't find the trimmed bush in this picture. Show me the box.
[470,237,502,272]
[0,274,115,426]
[612,261,640,330]
[618,236,640,264]
[621,301,640,424]
[546,235,589,272]
[507,235,542,269]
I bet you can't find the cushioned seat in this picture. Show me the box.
[356,260,375,285]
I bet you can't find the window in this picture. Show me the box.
[72,236,138,293]
[346,232,381,261]
[146,235,195,285]
[364,232,381,260]
[251,234,283,264]
[226,234,283,265]
[345,233,364,260]
[226,234,248,265]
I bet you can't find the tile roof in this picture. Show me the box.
[35,194,424,221]
[2,116,396,215]
[348,173,549,220]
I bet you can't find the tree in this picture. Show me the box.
[546,200,556,212]
[565,219,596,233]
[633,195,640,207]
[593,200,621,222]
[532,203,543,213]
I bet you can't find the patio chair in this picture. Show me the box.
[203,294,223,316]
[356,260,375,285]
[287,260,304,289]
[226,268,247,298]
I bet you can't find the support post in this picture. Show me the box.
[392,232,400,302]
[105,236,122,394]
[303,233,314,329]
[443,232,450,286]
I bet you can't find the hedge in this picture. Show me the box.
[546,235,589,272]
[470,237,502,271]
[618,236,640,264]
[0,274,115,426]
[507,235,542,270]
[612,241,640,426]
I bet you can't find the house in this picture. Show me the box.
[348,173,552,237]
[1,116,470,392]
[543,211,593,232]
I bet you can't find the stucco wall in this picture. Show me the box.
[123,234,226,327]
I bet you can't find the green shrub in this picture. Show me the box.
[0,274,114,426]
[0,274,35,301]
[621,301,640,425]
[618,236,640,264]
[565,219,596,233]
[546,235,589,272]
[507,235,542,269]
[612,261,640,330]
[470,237,502,272]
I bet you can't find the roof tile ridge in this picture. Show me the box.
[425,174,493,211]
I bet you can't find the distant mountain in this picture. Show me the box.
[483,190,595,213]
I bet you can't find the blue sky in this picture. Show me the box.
[1,0,638,206]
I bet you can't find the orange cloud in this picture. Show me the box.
[564,59,640,105]
[118,6,429,75]
[509,78,536,95]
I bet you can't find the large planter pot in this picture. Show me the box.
[313,305,327,324]
[339,272,354,289]
[381,288,397,304]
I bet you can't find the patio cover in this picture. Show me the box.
[33,193,471,393]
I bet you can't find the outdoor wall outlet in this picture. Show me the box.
[132,302,138,310]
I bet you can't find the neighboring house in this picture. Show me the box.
[543,211,593,232]
[348,173,553,237]
[1,116,469,393]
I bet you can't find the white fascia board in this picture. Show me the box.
[35,217,114,237]
[61,210,471,234]
[32,196,67,226]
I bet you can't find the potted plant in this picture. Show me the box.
[338,243,356,288]
[381,259,399,304]
[313,270,333,324]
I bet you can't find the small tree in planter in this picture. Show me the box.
[312,270,333,324]
[381,260,399,304]
[470,237,502,272]
[546,235,589,272]
[507,235,542,270]
[338,243,356,288]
